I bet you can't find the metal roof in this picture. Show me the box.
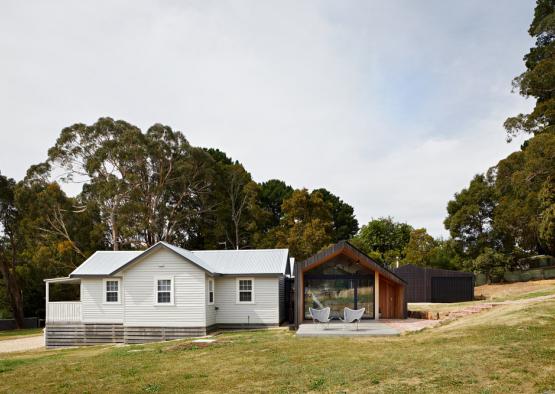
[70,251,143,276]
[192,249,289,275]
[69,242,289,277]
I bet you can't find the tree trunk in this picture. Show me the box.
[0,260,25,328]
[110,209,119,251]
[235,221,240,250]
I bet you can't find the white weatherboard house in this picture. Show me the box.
[44,242,290,347]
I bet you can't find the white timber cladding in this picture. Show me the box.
[81,278,124,323]
[215,276,280,325]
[122,248,206,327]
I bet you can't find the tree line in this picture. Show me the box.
[0,119,360,326]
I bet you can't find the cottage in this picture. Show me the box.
[44,242,290,347]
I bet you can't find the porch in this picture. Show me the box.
[45,277,82,324]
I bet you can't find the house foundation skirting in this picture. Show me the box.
[45,323,281,347]
[45,324,207,348]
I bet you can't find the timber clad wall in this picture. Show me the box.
[394,264,474,303]
[213,277,280,325]
[81,278,123,323]
[122,248,206,327]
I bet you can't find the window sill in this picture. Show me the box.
[153,303,176,307]
[235,301,255,305]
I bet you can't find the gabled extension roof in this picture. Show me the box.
[69,241,289,277]
[297,240,407,286]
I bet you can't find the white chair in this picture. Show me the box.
[339,307,365,330]
[309,307,332,329]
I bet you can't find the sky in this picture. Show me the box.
[0,0,536,237]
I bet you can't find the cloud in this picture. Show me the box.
[0,0,536,237]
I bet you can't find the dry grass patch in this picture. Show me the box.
[476,279,555,301]
[0,328,43,341]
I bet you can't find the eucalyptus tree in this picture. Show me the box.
[504,0,555,140]
[0,173,24,327]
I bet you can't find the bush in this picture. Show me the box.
[475,273,487,286]
[544,268,555,279]
[528,269,544,280]
[520,271,532,281]
[504,271,520,283]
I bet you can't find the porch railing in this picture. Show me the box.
[46,301,82,323]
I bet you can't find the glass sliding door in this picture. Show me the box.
[304,276,374,319]
[304,278,355,319]
[356,278,375,319]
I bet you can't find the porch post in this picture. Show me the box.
[45,281,49,346]
[374,271,379,320]
[45,281,49,323]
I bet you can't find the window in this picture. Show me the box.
[155,278,173,305]
[208,278,214,305]
[104,279,120,304]
[236,278,254,304]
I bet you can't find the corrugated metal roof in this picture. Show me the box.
[159,242,215,273]
[192,249,289,275]
[69,243,289,277]
[70,251,143,276]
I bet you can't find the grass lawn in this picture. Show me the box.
[0,300,554,393]
[0,328,43,341]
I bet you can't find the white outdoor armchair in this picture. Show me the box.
[309,307,332,328]
[339,307,365,330]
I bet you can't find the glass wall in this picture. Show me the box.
[304,256,375,319]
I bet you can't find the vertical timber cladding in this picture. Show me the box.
[431,277,474,303]
[395,264,474,303]
[295,241,407,326]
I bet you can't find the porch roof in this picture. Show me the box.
[43,277,81,284]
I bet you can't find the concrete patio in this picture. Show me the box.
[296,321,400,337]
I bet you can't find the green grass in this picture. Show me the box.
[0,301,554,393]
[0,328,42,341]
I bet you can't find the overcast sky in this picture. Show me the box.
[1,1,535,237]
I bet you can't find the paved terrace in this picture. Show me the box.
[296,321,400,337]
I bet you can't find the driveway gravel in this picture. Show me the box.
[0,335,44,353]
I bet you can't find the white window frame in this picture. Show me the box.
[154,277,174,306]
[103,278,121,305]
[236,277,255,304]
[208,278,215,305]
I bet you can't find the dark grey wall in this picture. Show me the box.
[395,265,474,303]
